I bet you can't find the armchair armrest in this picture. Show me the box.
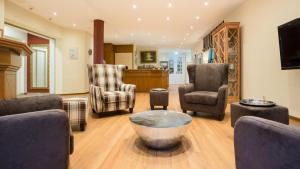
[234,116,300,169]
[217,84,228,108]
[178,84,194,95]
[0,95,63,117]
[89,85,104,113]
[0,110,71,169]
[120,83,136,92]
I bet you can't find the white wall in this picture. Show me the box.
[4,0,91,94]
[0,0,4,30]
[225,0,300,118]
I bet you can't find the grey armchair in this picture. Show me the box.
[235,116,300,169]
[179,64,228,120]
[0,95,73,169]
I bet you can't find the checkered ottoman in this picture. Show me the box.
[63,98,88,131]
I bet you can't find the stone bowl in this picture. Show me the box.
[129,110,192,149]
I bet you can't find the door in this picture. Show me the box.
[169,55,186,84]
[28,45,49,92]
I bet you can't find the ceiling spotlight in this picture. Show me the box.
[168,3,172,7]
[195,16,200,20]
[204,2,209,6]
[137,17,142,21]
[166,16,170,21]
[132,4,137,9]
[190,25,194,30]
[53,12,57,16]
[72,23,77,27]
[175,51,179,55]
[183,38,186,41]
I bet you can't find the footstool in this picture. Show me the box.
[231,102,289,127]
[150,88,169,110]
[63,98,88,131]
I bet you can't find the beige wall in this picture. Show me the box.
[4,0,91,94]
[0,0,4,31]
[225,0,300,117]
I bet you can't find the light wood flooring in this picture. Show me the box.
[69,85,300,169]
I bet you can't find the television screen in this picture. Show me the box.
[278,18,300,70]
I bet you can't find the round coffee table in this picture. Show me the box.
[129,110,192,149]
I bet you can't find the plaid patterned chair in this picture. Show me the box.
[87,64,136,114]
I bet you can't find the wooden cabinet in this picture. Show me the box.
[212,22,241,103]
[123,70,169,92]
[104,43,115,64]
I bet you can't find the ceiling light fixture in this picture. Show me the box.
[168,3,172,7]
[166,16,170,21]
[190,25,194,30]
[195,16,200,20]
[137,17,142,21]
[53,12,57,16]
[132,4,137,9]
[204,2,209,6]
[73,23,77,27]
[175,51,179,55]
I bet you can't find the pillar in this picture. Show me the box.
[93,19,104,64]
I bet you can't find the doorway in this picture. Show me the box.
[27,34,50,93]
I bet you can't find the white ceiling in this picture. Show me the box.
[9,0,246,49]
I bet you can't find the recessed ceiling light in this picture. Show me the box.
[190,25,194,30]
[183,38,186,41]
[204,2,209,6]
[132,4,137,9]
[137,17,142,21]
[195,16,200,20]
[168,3,172,7]
[166,16,170,21]
[53,12,57,16]
[72,23,76,27]
[175,51,179,55]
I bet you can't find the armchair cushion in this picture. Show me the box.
[184,91,218,105]
[103,91,132,103]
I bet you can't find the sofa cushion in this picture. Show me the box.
[102,91,131,103]
[184,91,218,105]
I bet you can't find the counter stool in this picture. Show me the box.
[150,88,169,110]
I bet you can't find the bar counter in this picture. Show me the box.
[123,69,169,92]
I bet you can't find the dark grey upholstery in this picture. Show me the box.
[234,116,300,169]
[231,102,289,127]
[150,89,169,110]
[179,64,228,120]
[0,95,73,169]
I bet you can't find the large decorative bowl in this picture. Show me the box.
[129,110,192,149]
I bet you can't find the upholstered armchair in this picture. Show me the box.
[0,95,73,169]
[87,64,136,114]
[179,64,228,120]
[235,116,300,169]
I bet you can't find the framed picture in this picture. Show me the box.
[140,51,157,63]
[160,61,169,69]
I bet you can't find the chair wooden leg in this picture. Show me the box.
[80,124,86,131]
[163,106,167,110]
[218,114,225,121]
[183,110,187,113]
[151,105,154,110]
[129,108,133,113]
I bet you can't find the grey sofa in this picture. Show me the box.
[0,95,73,169]
[235,116,300,169]
[179,64,228,120]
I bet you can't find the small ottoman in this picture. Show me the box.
[150,88,169,110]
[63,98,88,131]
[231,102,289,127]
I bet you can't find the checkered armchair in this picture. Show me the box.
[87,64,136,114]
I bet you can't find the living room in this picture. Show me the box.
[0,0,300,169]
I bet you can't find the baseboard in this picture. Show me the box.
[59,92,89,96]
[289,115,300,121]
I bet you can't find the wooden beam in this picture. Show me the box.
[93,20,104,64]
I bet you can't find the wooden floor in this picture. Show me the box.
[69,85,300,169]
